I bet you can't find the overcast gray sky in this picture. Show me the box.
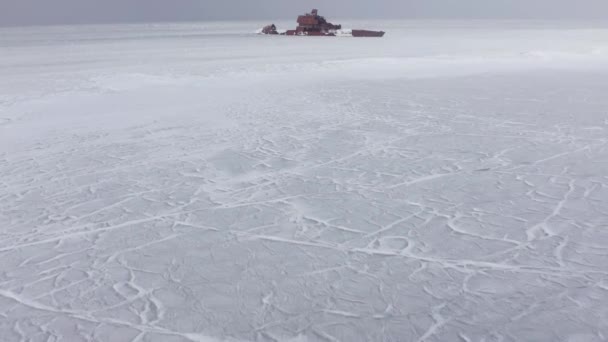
[1,0,607,26]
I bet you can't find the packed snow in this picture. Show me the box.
[1,20,608,342]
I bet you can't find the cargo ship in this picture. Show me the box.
[260,9,385,37]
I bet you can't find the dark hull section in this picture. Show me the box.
[352,30,385,37]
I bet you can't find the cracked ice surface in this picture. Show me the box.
[1,21,608,342]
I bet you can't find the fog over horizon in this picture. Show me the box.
[1,0,608,26]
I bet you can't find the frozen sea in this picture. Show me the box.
[1,20,608,342]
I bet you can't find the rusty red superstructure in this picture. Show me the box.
[285,9,342,36]
[261,9,385,37]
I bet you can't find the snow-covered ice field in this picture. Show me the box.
[1,20,608,342]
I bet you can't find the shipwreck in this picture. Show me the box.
[261,9,385,37]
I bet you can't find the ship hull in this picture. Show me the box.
[352,30,385,37]
[283,30,384,37]
[261,9,385,38]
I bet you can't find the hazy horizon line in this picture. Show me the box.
[2,16,607,29]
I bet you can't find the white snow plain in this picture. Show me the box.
[1,20,608,342]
